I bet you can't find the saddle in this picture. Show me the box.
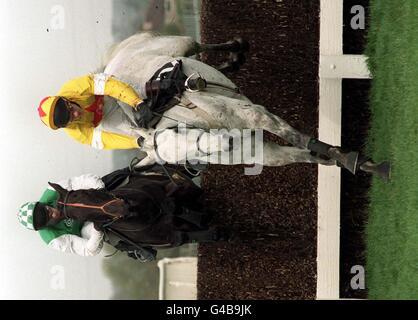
[144,59,189,128]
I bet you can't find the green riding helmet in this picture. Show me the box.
[18,202,49,231]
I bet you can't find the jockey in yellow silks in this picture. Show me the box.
[37,73,152,150]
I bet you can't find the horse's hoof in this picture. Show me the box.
[227,52,246,71]
[376,161,391,182]
[360,160,391,182]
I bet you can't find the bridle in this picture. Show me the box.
[57,189,161,233]
[58,190,125,220]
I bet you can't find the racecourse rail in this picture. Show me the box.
[317,0,370,299]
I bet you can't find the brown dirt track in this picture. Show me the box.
[197,0,320,300]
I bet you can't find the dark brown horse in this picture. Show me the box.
[49,168,224,255]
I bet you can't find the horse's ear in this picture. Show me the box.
[48,182,66,196]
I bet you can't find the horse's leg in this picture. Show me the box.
[191,38,249,72]
[210,101,312,152]
[177,93,389,178]
[194,140,335,167]
[180,228,218,243]
[228,102,370,174]
[262,143,335,166]
[194,38,249,54]
[235,105,390,178]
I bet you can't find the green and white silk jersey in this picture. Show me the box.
[38,187,83,244]
[38,174,106,256]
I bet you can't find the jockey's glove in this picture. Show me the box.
[93,221,104,231]
[133,100,154,129]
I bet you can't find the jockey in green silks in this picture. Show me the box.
[18,174,105,256]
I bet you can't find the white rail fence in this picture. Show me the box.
[317,0,370,299]
[158,257,198,300]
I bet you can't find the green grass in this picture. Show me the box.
[365,0,418,299]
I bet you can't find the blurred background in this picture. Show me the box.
[0,0,200,299]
